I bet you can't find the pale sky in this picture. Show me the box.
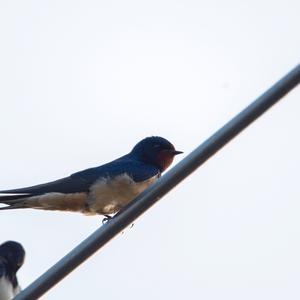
[0,1,300,299]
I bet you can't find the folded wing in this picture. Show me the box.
[0,176,90,202]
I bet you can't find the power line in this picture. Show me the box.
[14,64,300,300]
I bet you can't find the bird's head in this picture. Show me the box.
[131,136,183,171]
[0,241,25,272]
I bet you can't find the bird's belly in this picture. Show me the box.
[0,277,15,300]
[87,173,157,215]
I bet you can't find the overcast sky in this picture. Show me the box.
[0,1,299,299]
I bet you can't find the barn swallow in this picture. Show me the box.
[0,241,25,300]
[0,136,182,216]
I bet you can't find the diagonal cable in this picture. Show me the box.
[14,64,300,300]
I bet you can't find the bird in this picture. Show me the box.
[0,241,25,300]
[0,136,182,216]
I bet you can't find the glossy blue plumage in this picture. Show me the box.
[0,241,25,299]
[71,154,160,184]
[0,136,182,215]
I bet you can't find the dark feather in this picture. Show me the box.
[0,176,90,197]
[0,155,160,204]
[71,155,160,183]
[0,241,25,290]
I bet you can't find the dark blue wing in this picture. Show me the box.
[71,156,160,183]
[0,156,160,200]
[0,176,91,199]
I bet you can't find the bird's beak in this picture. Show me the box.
[172,150,183,155]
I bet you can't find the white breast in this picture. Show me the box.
[87,173,158,215]
[0,277,18,300]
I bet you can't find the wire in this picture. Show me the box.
[14,64,300,300]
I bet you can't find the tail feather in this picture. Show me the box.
[0,195,33,211]
[0,176,89,195]
[0,192,89,214]
[0,205,29,211]
[0,194,31,202]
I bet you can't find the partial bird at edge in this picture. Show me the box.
[0,241,25,300]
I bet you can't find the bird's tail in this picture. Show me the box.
[0,195,31,210]
[0,192,89,213]
[0,204,29,211]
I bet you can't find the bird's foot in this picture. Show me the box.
[102,214,112,225]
